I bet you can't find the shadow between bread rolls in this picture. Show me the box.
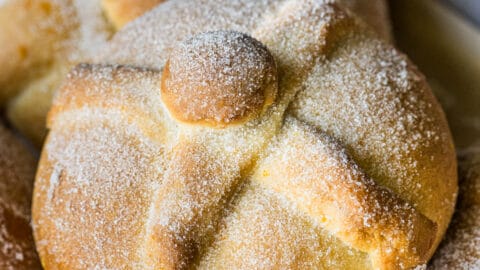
[32,0,457,269]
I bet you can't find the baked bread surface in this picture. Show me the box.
[430,148,480,269]
[0,0,164,145]
[0,0,386,146]
[0,124,39,269]
[33,0,457,269]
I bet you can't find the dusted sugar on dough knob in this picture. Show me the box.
[162,31,277,127]
[33,1,457,269]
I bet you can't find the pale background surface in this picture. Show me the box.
[391,0,480,150]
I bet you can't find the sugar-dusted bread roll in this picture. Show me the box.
[0,124,39,269]
[0,0,165,146]
[429,148,480,269]
[390,2,480,268]
[33,0,456,269]
[0,0,387,146]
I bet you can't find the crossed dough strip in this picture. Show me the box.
[255,118,436,269]
[95,0,457,255]
[33,0,457,269]
[0,0,165,145]
[0,0,387,145]
[36,63,436,269]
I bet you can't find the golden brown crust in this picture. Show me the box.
[430,149,480,269]
[101,0,166,29]
[33,1,456,269]
[338,0,392,41]
[161,31,277,127]
[0,0,71,104]
[0,0,165,146]
[0,0,111,146]
[255,118,437,269]
[0,0,390,146]
[0,124,40,269]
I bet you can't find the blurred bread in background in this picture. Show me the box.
[0,123,39,269]
[430,148,480,269]
[0,0,165,146]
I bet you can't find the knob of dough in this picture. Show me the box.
[161,30,277,127]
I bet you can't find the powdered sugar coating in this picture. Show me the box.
[34,0,456,269]
[162,31,277,126]
[290,32,457,251]
[2,0,163,145]
[0,0,113,145]
[429,149,480,269]
[0,125,39,269]
[36,113,164,269]
[199,183,372,269]
[99,0,392,69]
